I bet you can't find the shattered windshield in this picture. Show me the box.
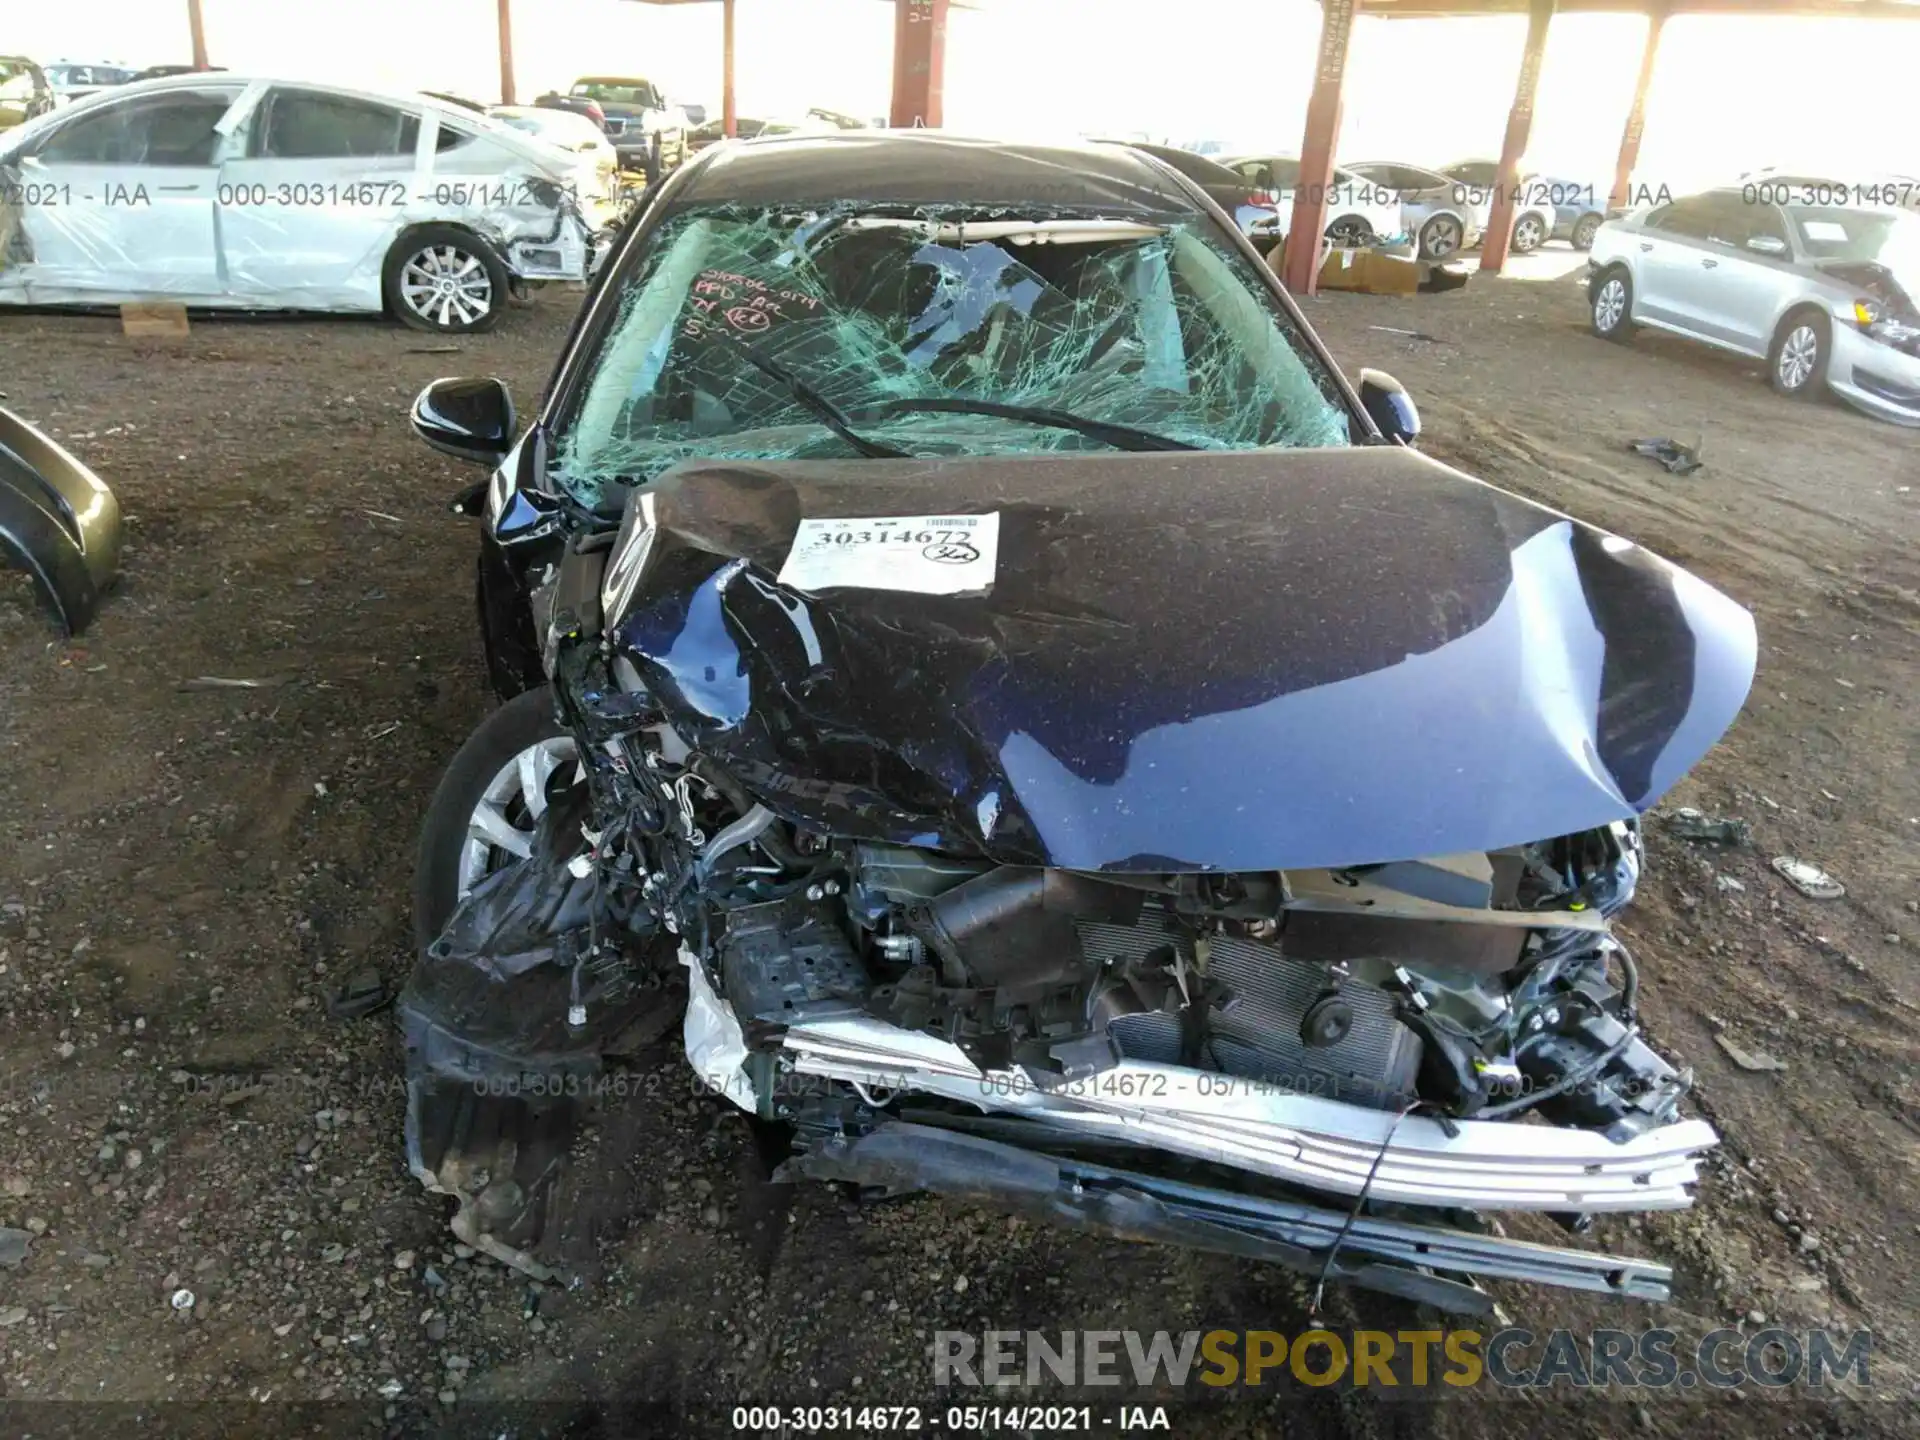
[555,209,1352,508]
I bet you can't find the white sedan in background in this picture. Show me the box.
[1220,154,1407,248]
[0,75,622,332]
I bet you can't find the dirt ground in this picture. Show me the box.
[1,260,1916,1439]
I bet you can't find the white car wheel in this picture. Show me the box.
[1512,214,1546,253]
[383,226,510,335]
[1419,215,1462,260]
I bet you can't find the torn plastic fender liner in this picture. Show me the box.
[0,404,121,635]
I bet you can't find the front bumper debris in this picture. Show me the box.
[781,1122,1679,1313]
[0,404,122,635]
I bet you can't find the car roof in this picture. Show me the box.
[9,75,552,162]
[666,131,1203,218]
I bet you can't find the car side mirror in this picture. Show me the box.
[1746,235,1788,257]
[1357,368,1420,445]
[411,377,516,465]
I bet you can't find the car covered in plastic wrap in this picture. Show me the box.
[0,75,624,332]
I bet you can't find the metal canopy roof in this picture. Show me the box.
[1357,0,1920,16]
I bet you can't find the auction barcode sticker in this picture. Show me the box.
[777,513,1000,596]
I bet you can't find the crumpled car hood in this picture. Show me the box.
[606,446,1756,872]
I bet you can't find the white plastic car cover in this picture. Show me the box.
[0,77,618,314]
[680,945,757,1112]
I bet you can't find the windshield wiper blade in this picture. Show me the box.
[859,397,1200,453]
[710,330,913,460]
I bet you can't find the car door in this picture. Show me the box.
[9,85,240,297]
[217,86,427,305]
[1630,195,1723,332]
[1688,195,1799,353]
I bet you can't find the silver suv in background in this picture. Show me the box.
[1586,189,1920,426]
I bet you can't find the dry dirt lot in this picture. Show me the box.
[0,264,1915,1439]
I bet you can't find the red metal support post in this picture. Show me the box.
[889,0,949,128]
[187,0,209,70]
[497,0,517,106]
[1609,7,1667,211]
[722,0,738,138]
[1479,0,1555,275]
[1279,0,1357,297]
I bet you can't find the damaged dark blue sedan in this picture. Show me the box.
[398,132,1757,1311]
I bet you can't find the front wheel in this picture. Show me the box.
[1511,212,1547,254]
[384,225,510,334]
[1589,268,1634,341]
[1326,217,1373,247]
[412,686,584,950]
[1770,312,1829,399]
[1571,213,1602,251]
[1418,213,1463,260]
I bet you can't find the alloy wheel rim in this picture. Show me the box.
[1425,218,1460,257]
[456,736,584,898]
[1596,279,1625,331]
[1778,326,1819,389]
[1515,217,1543,249]
[400,244,494,329]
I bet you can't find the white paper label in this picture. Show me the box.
[777,513,1001,595]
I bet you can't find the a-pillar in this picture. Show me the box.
[1479,0,1556,276]
[1279,0,1357,296]
[889,0,949,128]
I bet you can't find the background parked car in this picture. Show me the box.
[1587,188,1920,425]
[0,57,53,132]
[131,64,229,82]
[1221,153,1407,249]
[1343,160,1485,259]
[0,75,621,333]
[43,61,135,107]
[560,75,687,180]
[420,90,489,115]
[1738,165,1920,214]
[686,115,833,153]
[1110,141,1284,253]
[1433,158,1565,254]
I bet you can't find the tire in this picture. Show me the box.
[1571,213,1602,251]
[1326,216,1373,247]
[383,225,510,334]
[412,686,582,951]
[1419,213,1463,260]
[1589,267,1634,341]
[1769,310,1830,399]
[1511,212,1547,254]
